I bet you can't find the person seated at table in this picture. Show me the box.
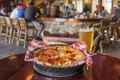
[111,4,120,21]
[94,5,109,18]
[94,5,101,16]
[99,6,109,17]
[10,2,25,18]
[0,5,8,16]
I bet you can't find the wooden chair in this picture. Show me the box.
[11,18,20,46]
[0,16,6,38]
[93,20,118,53]
[18,18,28,48]
[92,22,103,53]
[27,22,37,40]
[4,17,13,44]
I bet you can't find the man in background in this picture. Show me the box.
[24,2,36,21]
[25,2,45,37]
[111,2,120,21]
[10,1,25,18]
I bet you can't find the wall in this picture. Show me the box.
[23,0,119,13]
[113,0,119,6]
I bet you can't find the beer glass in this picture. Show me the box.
[79,27,94,80]
[79,27,94,53]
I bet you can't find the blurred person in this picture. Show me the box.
[99,6,109,17]
[0,6,8,16]
[16,2,25,18]
[94,5,109,18]
[111,4,120,21]
[10,7,17,18]
[10,2,25,18]
[24,2,36,21]
[25,2,45,38]
[10,0,16,10]
[43,0,51,16]
[94,5,101,16]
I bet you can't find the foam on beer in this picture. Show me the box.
[79,28,94,32]
[79,27,94,52]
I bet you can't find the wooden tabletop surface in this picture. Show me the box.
[0,53,120,80]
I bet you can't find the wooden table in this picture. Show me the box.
[0,53,120,80]
[40,17,102,25]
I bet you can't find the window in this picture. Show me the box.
[102,0,112,13]
[92,0,99,13]
[73,0,83,13]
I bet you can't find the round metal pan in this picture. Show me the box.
[31,46,86,77]
[33,61,85,78]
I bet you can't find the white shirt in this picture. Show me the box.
[10,8,17,18]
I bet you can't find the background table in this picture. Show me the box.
[0,53,120,80]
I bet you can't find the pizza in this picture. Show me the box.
[33,46,85,67]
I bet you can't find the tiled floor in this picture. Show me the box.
[0,37,120,59]
[103,41,120,58]
[0,37,26,59]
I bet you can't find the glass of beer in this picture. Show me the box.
[79,27,94,53]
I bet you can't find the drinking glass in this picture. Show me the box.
[78,27,94,80]
[79,27,94,53]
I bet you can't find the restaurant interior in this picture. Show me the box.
[0,0,120,80]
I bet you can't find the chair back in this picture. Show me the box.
[4,17,12,27]
[0,16,5,24]
[18,18,27,30]
[11,18,20,28]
